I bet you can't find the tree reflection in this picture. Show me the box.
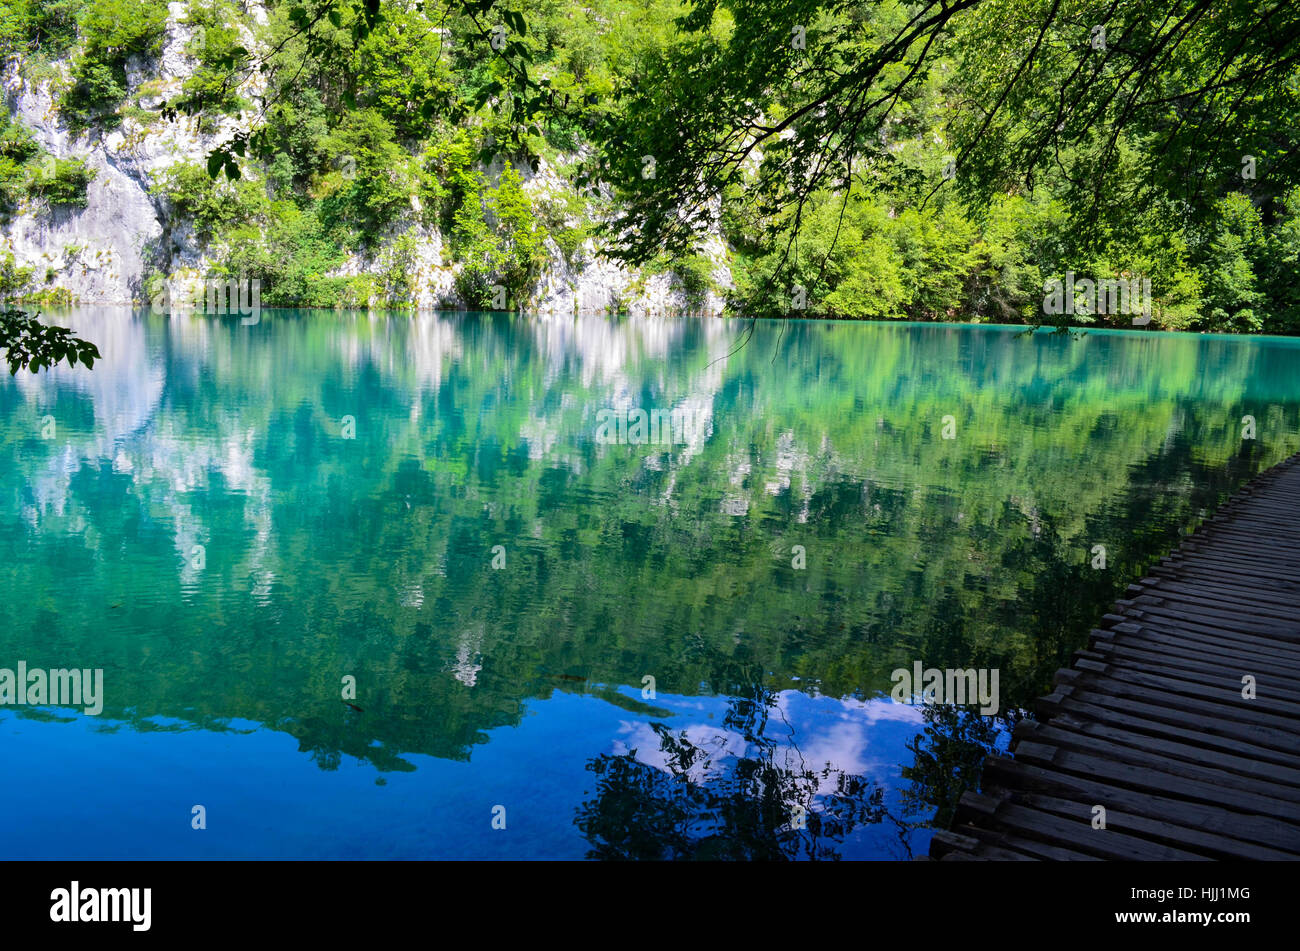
[900,703,1017,832]
[575,684,887,860]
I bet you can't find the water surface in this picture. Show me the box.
[2,311,1298,859]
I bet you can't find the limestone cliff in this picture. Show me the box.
[1,2,731,314]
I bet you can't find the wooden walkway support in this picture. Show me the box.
[931,451,1300,860]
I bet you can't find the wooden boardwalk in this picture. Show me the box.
[931,451,1300,860]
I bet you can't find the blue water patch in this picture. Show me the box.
[0,689,935,859]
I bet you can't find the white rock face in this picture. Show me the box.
[1,6,732,312]
[2,61,159,302]
[2,3,261,303]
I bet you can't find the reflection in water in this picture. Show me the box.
[576,685,889,861]
[902,704,1019,835]
[1,309,1299,858]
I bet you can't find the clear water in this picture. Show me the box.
[2,309,1298,859]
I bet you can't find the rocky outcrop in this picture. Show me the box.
[2,5,731,313]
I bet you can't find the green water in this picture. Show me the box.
[1,310,1298,859]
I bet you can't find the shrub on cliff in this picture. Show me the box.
[59,0,169,131]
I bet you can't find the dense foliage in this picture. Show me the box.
[1,0,1298,330]
[594,0,1300,330]
[0,112,94,220]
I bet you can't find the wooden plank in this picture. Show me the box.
[1155,553,1300,584]
[1038,684,1300,760]
[1011,740,1300,825]
[929,829,983,858]
[1124,603,1300,644]
[1017,721,1300,802]
[1186,535,1300,558]
[980,757,1300,854]
[1101,628,1300,669]
[1089,643,1300,685]
[1162,554,1300,585]
[1007,790,1298,860]
[1044,710,1300,789]
[962,795,1208,860]
[1205,509,1300,527]
[1125,595,1300,640]
[1208,499,1300,518]
[1054,669,1300,733]
[1130,586,1300,624]
[948,823,1093,861]
[1185,525,1300,548]
[1106,619,1300,664]
[1089,639,1300,689]
[1137,576,1300,613]
[1098,624,1300,669]
[1067,660,1300,717]
[1158,564,1300,593]
[1047,691,1300,770]
[1149,563,1300,599]
[1180,534,1300,560]
[1203,512,1300,531]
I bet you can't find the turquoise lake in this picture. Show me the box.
[2,309,1299,859]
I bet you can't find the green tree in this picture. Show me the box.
[175,0,251,123]
[1198,193,1264,332]
[489,161,546,301]
[588,0,1300,329]
[60,0,169,129]
[1261,187,1300,334]
[30,157,95,207]
[452,161,545,308]
[320,109,419,242]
